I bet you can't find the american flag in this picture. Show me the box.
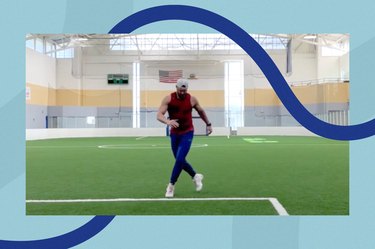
[159,70,183,83]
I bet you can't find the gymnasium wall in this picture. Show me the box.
[26,48,349,129]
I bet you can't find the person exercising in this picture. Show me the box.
[157,78,212,197]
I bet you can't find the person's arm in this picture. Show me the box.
[192,96,212,135]
[157,95,179,128]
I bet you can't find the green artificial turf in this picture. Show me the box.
[26,136,349,215]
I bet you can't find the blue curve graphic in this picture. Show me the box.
[0,216,115,248]
[110,5,375,141]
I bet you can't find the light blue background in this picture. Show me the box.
[0,0,374,248]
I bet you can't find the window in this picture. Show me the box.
[45,43,55,58]
[322,40,349,57]
[56,48,74,58]
[26,39,34,50]
[35,38,44,53]
[109,34,287,51]
[25,36,58,58]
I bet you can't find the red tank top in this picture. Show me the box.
[167,92,194,135]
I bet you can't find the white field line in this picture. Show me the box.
[268,198,289,216]
[26,197,289,216]
[97,144,208,149]
[135,136,148,140]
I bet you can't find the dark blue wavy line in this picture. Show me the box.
[0,216,115,248]
[110,5,375,141]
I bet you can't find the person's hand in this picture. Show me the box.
[167,119,179,128]
[206,125,213,135]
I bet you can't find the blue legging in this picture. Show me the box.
[170,131,196,184]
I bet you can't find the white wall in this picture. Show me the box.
[56,59,81,89]
[243,52,318,88]
[53,46,345,91]
[26,126,316,140]
[57,57,226,91]
[287,54,317,83]
[339,52,350,79]
[318,56,340,79]
[26,48,56,87]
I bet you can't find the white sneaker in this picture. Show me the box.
[193,173,204,192]
[165,183,174,198]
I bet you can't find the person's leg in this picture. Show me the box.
[177,132,203,191]
[169,133,181,184]
[170,131,195,184]
[180,132,196,178]
[170,133,179,159]
[166,134,179,197]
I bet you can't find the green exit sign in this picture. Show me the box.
[108,74,129,84]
